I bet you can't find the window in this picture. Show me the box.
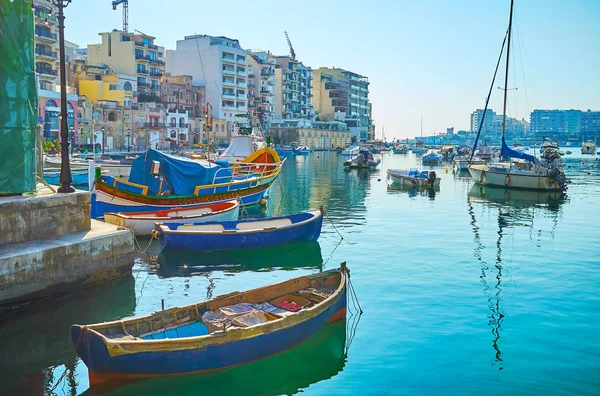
[45,99,58,108]
[109,84,117,91]
[93,111,102,121]
[108,112,117,121]
[123,81,132,91]
[221,125,225,133]
[179,117,185,127]
[170,117,176,126]
[124,114,131,122]
[137,114,145,124]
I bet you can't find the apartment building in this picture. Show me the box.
[312,67,372,141]
[275,56,313,120]
[160,72,205,118]
[166,35,248,124]
[33,0,59,90]
[247,51,276,125]
[87,31,165,101]
[530,109,600,143]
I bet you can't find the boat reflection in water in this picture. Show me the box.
[83,317,353,395]
[467,185,565,369]
[0,276,136,395]
[387,182,439,201]
[157,241,323,277]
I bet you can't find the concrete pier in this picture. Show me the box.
[0,188,134,307]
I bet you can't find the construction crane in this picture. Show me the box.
[284,31,296,60]
[112,0,129,32]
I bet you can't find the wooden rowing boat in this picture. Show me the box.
[71,265,348,386]
[104,199,240,236]
[153,209,323,252]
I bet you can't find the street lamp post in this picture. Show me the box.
[126,128,131,152]
[146,129,150,150]
[53,0,74,193]
[101,127,105,155]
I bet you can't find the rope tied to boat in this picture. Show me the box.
[322,206,344,240]
[120,227,156,256]
[341,263,363,314]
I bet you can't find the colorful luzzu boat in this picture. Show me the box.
[154,209,324,251]
[71,265,348,387]
[92,148,284,218]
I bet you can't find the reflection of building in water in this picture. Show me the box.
[467,186,565,369]
[267,154,371,221]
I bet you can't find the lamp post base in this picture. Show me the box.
[58,184,76,193]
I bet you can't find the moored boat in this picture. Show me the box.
[154,209,323,251]
[294,146,312,155]
[92,148,283,218]
[581,140,596,154]
[340,144,360,157]
[343,148,381,169]
[387,168,440,188]
[104,199,240,236]
[71,265,349,386]
[453,155,486,172]
[392,145,409,154]
[422,150,443,164]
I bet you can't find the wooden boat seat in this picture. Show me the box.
[177,224,225,231]
[235,218,292,231]
[167,207,212,217]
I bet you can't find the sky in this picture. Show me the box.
[61,0,600,140]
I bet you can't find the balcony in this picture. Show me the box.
[150,71,162,77]
[36,68,58,77]
[34,10,57,24]
[222,68,236,75]
[136,54,150,62]
[35,48,57,60]
[34,30,57,42]
[135,41,144,47]
[222,91,236,98]
[150,58,165,66]
[237,69,246,76]
[222,79,236,86]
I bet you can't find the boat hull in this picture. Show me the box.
[104,201,240,236]
[468,164,564,191]
[71,269,347,385]
[157,211,323,251]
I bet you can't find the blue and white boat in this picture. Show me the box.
[154,209,324,251]
[71,266,348,389]
[340,144,360,157]
[387,168,440,188]
[422,150,443,164]
[275,145,295,156]
[293,146,312,155]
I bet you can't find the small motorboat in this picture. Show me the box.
[422,150,443,164]
[343,148,381,169]
[387,168,441,188]
[154,209,323,251]
[340,144,360,157]
[392,145,409,154]
[293,146,312,155]
[275,145,295,156]
[71,265,349,388]
[104,199,240,236]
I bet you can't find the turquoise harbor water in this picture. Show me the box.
[2,151,600,395]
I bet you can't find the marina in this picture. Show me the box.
[3,151,600,395]
[1,0,600,394]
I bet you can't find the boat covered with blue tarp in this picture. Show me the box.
[128,149,232,196]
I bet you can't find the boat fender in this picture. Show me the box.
[428,171,437,185]
[150,229,160,239]
[505,174,511,186]
[480,170,486,183]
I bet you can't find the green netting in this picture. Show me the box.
[0,0,38,195]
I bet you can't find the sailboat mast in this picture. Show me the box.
[501,0,514,140]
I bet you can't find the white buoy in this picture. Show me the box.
[259,198,267,206]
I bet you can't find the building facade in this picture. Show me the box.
[87,31,165,101]
[166,35,248,122]
[39,88,78,141]
[312,67,372,141]
[247,51,276,125]
[274,56,313,121]
[268,120,351,148]
[33,0,59,91]
[160,72,205,118]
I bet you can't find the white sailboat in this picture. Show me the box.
[468,0,567,192]
[581,140,596,155]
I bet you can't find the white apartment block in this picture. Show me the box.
[274,56,313,120]
[166,35,248,122]
[247,51,276,125]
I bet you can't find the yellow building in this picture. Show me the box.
[78,75,126,106]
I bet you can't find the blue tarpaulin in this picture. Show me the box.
[128,149,232,196]
[500,137,536,163]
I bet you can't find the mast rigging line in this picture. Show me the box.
[469,28,509,162]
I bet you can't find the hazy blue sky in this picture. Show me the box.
[62,0,599,139]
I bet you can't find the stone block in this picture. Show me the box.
[0,220,134,306]
[0,191,91,247]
